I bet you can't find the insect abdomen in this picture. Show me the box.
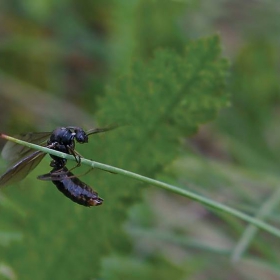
[51,168,103,207]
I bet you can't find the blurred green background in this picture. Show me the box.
[1,0,280,279]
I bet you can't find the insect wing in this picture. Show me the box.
[37,172,53,181]
[1,132,51,164]
[0,151,46,187]
[37,170,67,181]
[86,125,118,136]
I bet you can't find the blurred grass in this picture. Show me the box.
[0,0,280,280]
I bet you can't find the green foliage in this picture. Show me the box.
[219,41,280,171]
[0,35,229,279]
[100,255,184,280]
[98,35,229,132]
[1,0,280,279]
[110,0,189,72]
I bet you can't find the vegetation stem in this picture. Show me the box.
[1,133,280,239]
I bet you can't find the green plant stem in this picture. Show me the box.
[231,186,280,262]
[1,133,280,238]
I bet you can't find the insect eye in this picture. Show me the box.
[75,130,88,143]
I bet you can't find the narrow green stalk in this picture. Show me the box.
[231,186,280,262]
[1,133,280,238]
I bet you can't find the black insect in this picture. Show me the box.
[0,126,115,206]
[39,165,103,207]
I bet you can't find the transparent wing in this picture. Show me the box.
[38,170,68,181]
[1,132,51,164]
[86,124,119,136]
[0,151,46,187]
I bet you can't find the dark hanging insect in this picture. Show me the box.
[38,165,104,207]
[0,126,116,207]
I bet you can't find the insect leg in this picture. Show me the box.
[66,146,82,166]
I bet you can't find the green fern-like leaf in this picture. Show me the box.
[100,35,228,128]
[96,35,229,174]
